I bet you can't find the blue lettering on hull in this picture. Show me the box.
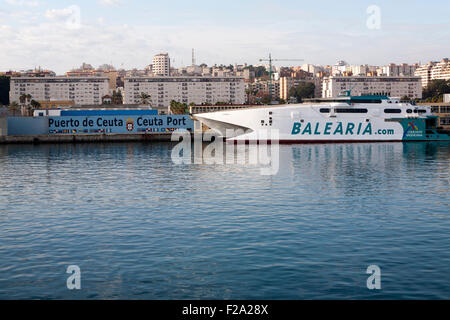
[291,122,390,136]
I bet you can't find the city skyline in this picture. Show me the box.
[1,0,450,74]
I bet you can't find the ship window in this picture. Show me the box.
[384,109,402,114]
[418,110,426,114]
[336,108,368,113]
[407,109,412,114]
[349,99,382,104]
[320,108,330,113]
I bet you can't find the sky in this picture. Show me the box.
[1,0,450,74]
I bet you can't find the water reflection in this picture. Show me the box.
[0,141,449,299]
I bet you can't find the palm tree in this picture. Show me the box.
[139,92,151,105]
[112,90,123,105]
[27,100,41,116]
[19,94,27,105]
[26,94,32,105]
[30,100,41,109]
[9,102,20,116]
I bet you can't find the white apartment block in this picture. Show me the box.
[430,58,450,81]
[10,77,109,105]
[332,61,348,76]
[415,58,450,88]
[124,77,245,107]
[322,76,422,99]
[152,53,170,76]
[382,63,418,77]
[414,63,434,88]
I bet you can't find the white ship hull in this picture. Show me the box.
[194,98,450,142]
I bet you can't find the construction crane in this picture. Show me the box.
[259,54,304,103]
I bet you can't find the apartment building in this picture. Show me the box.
[415,58,450,87]
[247,79,280,100]
[381,63,418,77]
[66,69,118,90]
[124,76,245,107]
[9,77,110,105]
[415,62,436,88]
[430,58,450,81]
[152,53,171,76]
[322,76,422,99]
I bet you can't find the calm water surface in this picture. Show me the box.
[0,142,449,299]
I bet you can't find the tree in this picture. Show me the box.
[261,95,271,105]
[139,92,151,105]
[422,80,450,102]
[112,90,123,104]
[30,100,41,109]
[254,66,269,78]
[245,88,259,104]
[289,82,315,102]
[9,101,20,116]
[170,100,188,114]
[19,94,27,105]
[245,65,269,78]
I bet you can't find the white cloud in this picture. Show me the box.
[97,0,121,6]
[45,7,72,20]
[44,5,81,30]
[5,0,40,7]
[1,11,450,74]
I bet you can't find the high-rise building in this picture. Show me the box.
[415,58,450,87]
[152,53,170,76]
[430,58,450,81]
[322,76,422,99]
[331,61,349,76]
[124,76,245,107]
[414,63,435,88]
[382,63,418,77]
[9,77,109,105]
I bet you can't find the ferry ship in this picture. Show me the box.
[193,95,450,142]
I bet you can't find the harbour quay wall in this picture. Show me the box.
[0,114,194,144]
[0,133,181,144]
[7,117,49,135]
